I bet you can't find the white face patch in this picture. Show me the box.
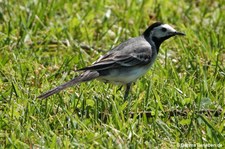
[150,24,177,39]
[161,24,177,32]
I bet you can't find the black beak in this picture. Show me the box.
[174,31,185,36]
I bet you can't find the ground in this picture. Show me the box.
[0,0,224,148]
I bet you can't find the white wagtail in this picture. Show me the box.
[38,22,185,99]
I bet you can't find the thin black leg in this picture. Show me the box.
[124,83,132,100]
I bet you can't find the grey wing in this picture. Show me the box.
[78,46,153,71]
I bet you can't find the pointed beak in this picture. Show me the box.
[174,31,185,36]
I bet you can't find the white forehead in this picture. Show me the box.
[161,24,176,32]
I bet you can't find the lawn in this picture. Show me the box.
[0,0,224,148]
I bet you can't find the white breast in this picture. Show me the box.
[98,60,156,84]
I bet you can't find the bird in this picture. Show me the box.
[38,22,185,99]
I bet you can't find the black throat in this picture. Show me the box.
[151,35,173,53]
[144,34,172,54]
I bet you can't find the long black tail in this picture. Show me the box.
[37,71,99,99]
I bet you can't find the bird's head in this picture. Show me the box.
[143,22,185,49]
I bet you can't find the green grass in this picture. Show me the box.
[0,0,224,148]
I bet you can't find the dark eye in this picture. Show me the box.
[161,27,167,32]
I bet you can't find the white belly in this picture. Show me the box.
[98,65,152,84]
